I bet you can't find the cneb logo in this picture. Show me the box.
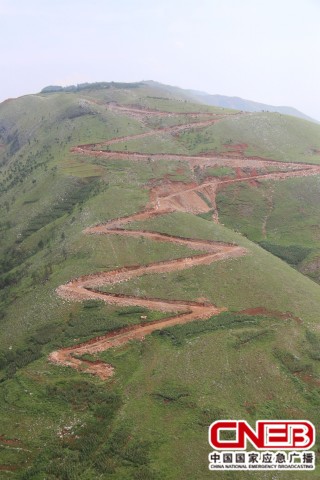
[209,420,315,450]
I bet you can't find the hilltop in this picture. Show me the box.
[39,80,317,122]
[1,82,320,479]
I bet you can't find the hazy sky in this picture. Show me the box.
[1,0,320,119]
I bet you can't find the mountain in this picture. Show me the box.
[144,80,318,123]
[1,82,320,479]
[189,91,318,122]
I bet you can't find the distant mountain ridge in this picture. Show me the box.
[189,91,317,123]
[144,80,318,123]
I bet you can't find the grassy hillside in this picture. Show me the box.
[1,82,320,479]
[177,112,320,163]
[106,212,320,320]
[217,176,320,283]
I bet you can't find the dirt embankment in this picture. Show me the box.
[50,103,320,379]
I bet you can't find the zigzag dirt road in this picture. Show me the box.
[49,105,320,379]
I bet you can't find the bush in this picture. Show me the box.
[274,348,312,374]
[153,312,261,346]
[21,177,100,239]
[83,299,104,309]
[132,466,158,480]
[259,242,312,266]
[306,330,320,360]
[47,380,121,412]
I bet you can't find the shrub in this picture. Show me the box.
[259,242,312,266]
[153,312,261,346]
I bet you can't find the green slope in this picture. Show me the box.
[1,83,320,479]
[217,176,320,284]
[177,112,320,163]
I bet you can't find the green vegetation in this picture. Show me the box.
[216,177,320,282]
[105,132,188,155]
[95,312,320,479]
[204,165,235,178]
[258,241,312,265]
[1,83,320,479]
[153,311,264,346]
[178,112,320,163]
[21,177,101,240]
[41,81,142,93]
[305,330,320,361]
[102,212,320,323]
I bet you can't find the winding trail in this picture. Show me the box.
[50,217,246,379]
[49,104,320,379]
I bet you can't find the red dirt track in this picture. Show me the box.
[51,223,245,379]
[49,104,320,379]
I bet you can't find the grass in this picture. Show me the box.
[1,83,320,479]
[121,87,225,113]
[101,212,320,324]
[216,176,320,281]
[143,112,220,129]
[0,226,203,349]
[217,182,270,240]
[177,112,320,163]
[260,177,320,246]
[104,132,189,155]
[92,155,193,183]
[94,312,320,479]
[258,241,312,265]
[204,165,236,178]
[61,158,108,177]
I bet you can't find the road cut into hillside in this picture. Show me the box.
[50,216,246,379]
[49,104,320,379]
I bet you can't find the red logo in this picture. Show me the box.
[209,420,315,450]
